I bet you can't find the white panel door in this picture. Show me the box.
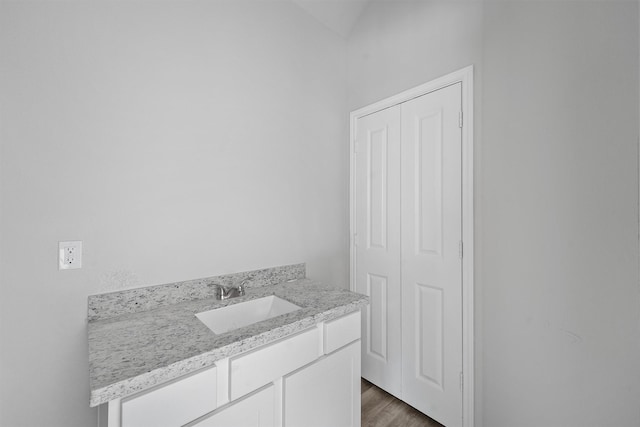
[400,83,463,427]
[354,105,402,397]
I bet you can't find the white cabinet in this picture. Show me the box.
[105,311,361,427]
[284,341,361,427]
[188,385,276,427]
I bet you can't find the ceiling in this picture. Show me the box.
[291,0,371,38]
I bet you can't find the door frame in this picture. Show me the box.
[349,66,475,427]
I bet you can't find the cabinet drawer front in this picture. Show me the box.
[122,367,217,427]
[324,311,361,354]
[230,327,320,400]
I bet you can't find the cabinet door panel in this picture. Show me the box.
[284,342,360,427]
[188,385,275,427]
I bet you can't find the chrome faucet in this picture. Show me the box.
[214,281,247,300]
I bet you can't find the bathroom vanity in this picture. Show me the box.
[87,264,367,427]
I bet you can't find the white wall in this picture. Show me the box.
[347,0,483,111]
[482,2,639,426]
[0,2,347,425]
[348,1,640,426]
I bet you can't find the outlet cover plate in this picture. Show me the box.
[59,241,82,270]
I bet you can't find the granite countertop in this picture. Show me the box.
[88,276,368,407]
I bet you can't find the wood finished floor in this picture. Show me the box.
[361,379,444,427]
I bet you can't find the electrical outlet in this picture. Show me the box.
[59,241,82,270]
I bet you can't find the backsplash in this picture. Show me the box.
[87,263,306,322]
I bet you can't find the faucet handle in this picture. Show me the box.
[237,280,247,295]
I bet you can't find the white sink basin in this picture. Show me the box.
[196,295,301,334]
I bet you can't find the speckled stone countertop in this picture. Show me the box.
[88,267,368,407]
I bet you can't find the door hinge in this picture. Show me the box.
[458,111,463,128]
[459,371,464,391]
[353,233,358,246]
[458,241,463,259]
[354,140,359,153]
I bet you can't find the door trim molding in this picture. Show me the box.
[349,65,475,427]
